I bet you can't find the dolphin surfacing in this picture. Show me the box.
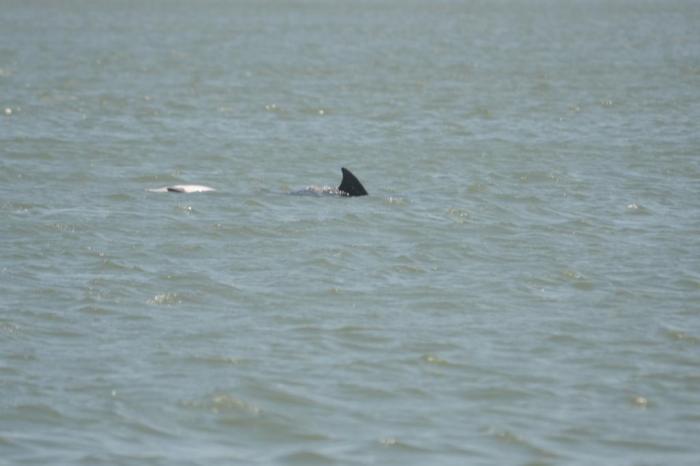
[148,185,215,193]
[147,168,367,197]
[297,167,368,197]
[337,167,368,197]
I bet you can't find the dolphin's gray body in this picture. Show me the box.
[337,167,368,196]
[296,167,368,197]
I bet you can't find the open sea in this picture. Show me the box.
[2,0,700,464]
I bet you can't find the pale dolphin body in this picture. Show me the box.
[148,185,215,193]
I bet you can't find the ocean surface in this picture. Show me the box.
[2,1,699,464]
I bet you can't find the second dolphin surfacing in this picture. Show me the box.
[295,167,368,197]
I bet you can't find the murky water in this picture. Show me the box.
[2,1,699,464]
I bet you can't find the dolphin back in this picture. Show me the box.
[337,167,368,197]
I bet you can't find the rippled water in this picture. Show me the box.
[2,1,700,464]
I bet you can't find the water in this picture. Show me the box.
[2,0,700,464]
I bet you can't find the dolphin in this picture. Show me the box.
[338,167,368,196]
[148,185,215,193]
[296,167,368,197]
[148,168,368,197]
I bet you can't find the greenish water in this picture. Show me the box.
[2,1,699,464]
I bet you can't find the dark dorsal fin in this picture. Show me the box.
[337,167,368,197]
